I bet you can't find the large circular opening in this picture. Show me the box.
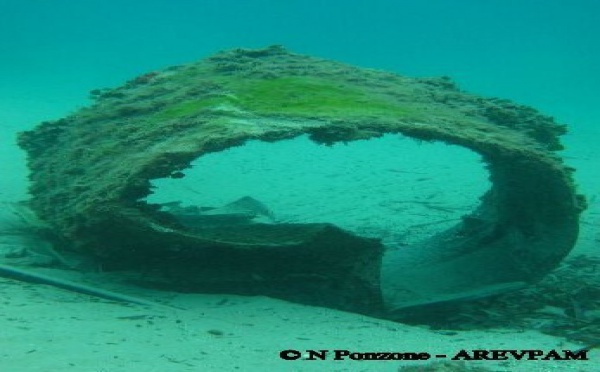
[144,133,490,249]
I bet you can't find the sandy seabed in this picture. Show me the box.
[1,93,599,372]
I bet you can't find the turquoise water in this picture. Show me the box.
[1,0,599,197]
[1,1,599,371]
[1,0,598,113]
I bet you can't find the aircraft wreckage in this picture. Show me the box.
[17,46,585,316]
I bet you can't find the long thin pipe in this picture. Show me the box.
[0,263,183,311]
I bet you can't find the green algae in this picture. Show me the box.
[153,96,234,120]
[152,76,423,121]
[232,76,420,118]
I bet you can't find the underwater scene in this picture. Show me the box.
[1,1,599,371]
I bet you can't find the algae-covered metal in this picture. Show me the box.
[18,45,585,315]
